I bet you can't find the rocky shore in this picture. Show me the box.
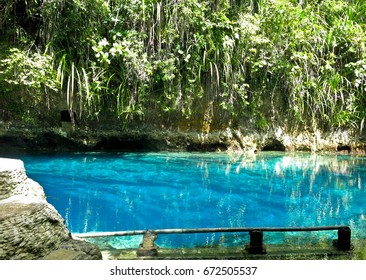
[1,123,366,155]
[0,157,102,260]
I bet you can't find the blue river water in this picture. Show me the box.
[20,152,366,249]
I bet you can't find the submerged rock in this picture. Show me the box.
[0,158,102,260]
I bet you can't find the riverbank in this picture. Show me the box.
[1,122,366,155]
[0,157,102,260]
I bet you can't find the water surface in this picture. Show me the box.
[21,152,366,248]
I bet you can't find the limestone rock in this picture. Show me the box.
[0,158,45,201]
[43,239,102,260]
[0,197,71,259]
[0,157,102,260]
[2,124,366,154]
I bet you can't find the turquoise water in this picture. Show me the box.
[21,152,366,249]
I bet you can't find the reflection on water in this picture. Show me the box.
[21,152,366,248]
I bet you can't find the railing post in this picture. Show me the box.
[246,230,266,254]
[334,227,352,251]
[74,225,353,256]
[136,230,159,257]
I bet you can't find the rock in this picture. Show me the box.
[0,197,71,259]
[1,122,366,154]
[0,158,102,260]
[0,158,45,200]
[43,239,102,260]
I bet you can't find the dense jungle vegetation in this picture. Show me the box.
[0,0,365,132]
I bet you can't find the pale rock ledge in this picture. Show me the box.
[0,158,102,260]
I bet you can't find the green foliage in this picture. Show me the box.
[0,48,58,92]
[0,46,60,122]
[92,32,152,120]
[248,0,366,130]
[1,0,366,131]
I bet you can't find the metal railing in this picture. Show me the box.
[73,225,352,256]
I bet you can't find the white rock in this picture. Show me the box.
[0,158,69,259]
